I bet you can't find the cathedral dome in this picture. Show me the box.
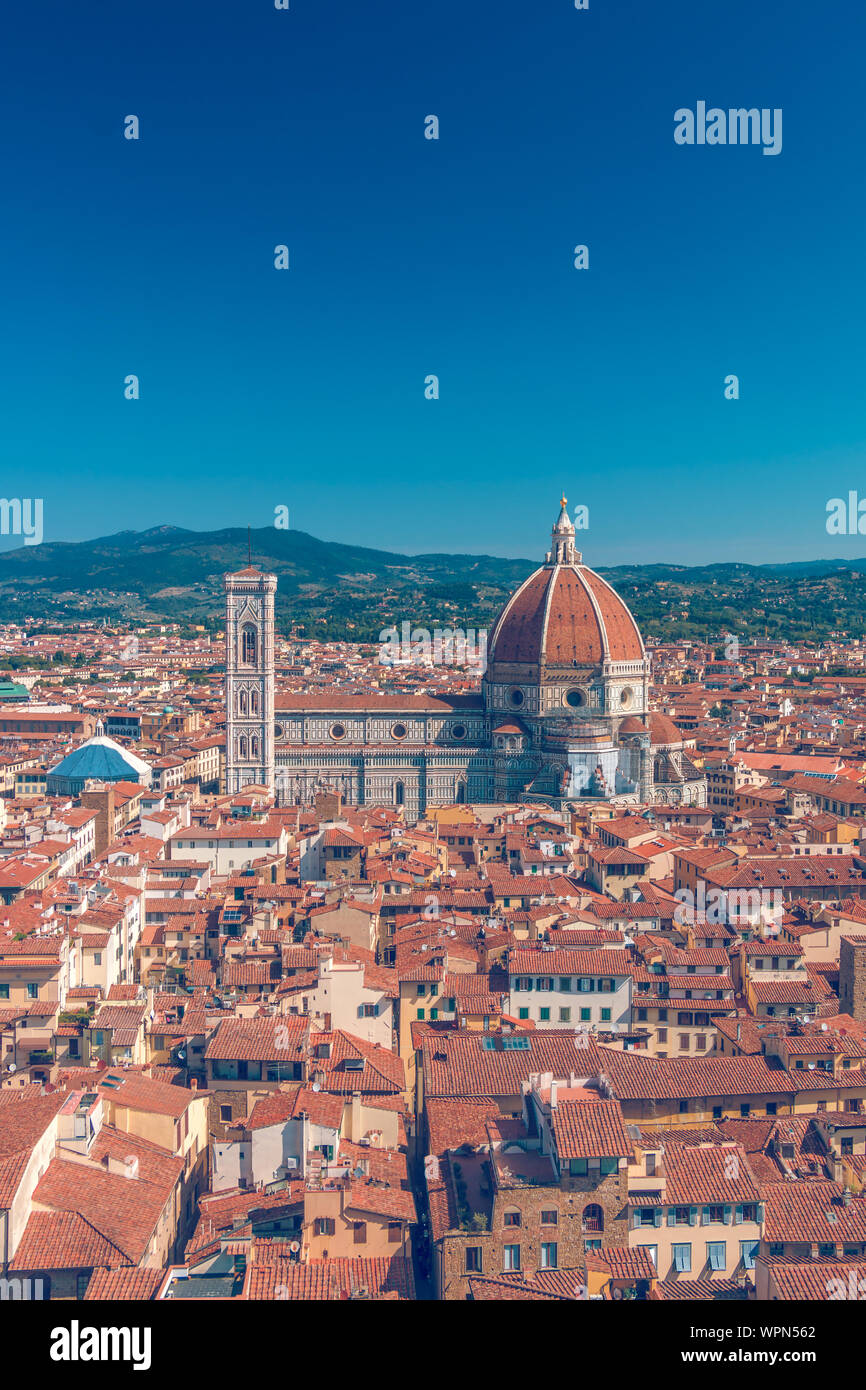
[487,500,645,671]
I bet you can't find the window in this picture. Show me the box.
[220,1105,232,1123]
[503,1244,520,1272]
[0,984,8,1000]
[27,983,38,999]
[559,1008,571,1022]
[388,1222,402,1244]
[539,1007,550,1022]
[580,1008,591,1022]
[503,1210,521,1227]
[657,1028,667,1042]
[353,1221,367,1244]
[672,1243,691,1273]
[540,1243,558,1270]
[559,977,572,992]
[740,1239,758,1270]
[712,1106,723,1121]
[707,1242,726,1271]
[582,1204,604,1234]
[740,1103,751,1117]
[519,1007,529,1020]
[541,1210,558,1226]
[569,1158,588,1177]
[416,1008,425,1020]
[600,1008,611,1023]
[315,1218,335,1237]
[465,1247,482,1272]
[93,952,102,966]
[241,625,257,665]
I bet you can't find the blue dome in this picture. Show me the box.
[47,736,151,795]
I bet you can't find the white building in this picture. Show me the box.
[506,947,632,1031]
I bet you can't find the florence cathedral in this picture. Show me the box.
[224,501,707,816]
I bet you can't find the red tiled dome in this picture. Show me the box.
[619,717,650,735]
[488,564,645,669]
[648,712,685,745]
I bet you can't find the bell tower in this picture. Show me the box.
[224,564,277,794]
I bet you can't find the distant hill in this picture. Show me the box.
[0,525,864,644]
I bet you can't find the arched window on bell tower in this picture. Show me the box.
[239,735,248,760]
[241,624,257,666]
[238,689,248,715]
[251,735,260,758]
[250,689,259,715]
[394,780,405,806]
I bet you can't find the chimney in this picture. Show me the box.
[549,1080,558,1110]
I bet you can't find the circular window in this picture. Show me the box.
[565,689,585,709]
[620,688,634,708]
[329,723,347,740]
[391,722,408,740]
[274,722,285,740]
[451,723,467,740]
[508,688,524,708]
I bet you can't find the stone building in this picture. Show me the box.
[224,501,707,815]
[840,934,866,1021]
[427,1081,632,1300]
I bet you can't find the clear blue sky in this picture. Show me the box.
[1,0,864,565]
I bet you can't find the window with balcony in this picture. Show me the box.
[582,1203,604,1234]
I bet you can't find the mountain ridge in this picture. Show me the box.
[0,526,864,644]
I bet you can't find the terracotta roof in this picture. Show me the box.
[552,1097,633,1159]
[488,562,644,669]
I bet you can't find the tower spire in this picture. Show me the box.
[248,525,252,567]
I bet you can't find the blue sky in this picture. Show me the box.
[1,0,864,565]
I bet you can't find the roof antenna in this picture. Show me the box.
[248,525,252,567]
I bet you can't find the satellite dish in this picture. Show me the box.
[6,1062,16,1073]
[177,1051,186,1062]
[312,1081,321,1092]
